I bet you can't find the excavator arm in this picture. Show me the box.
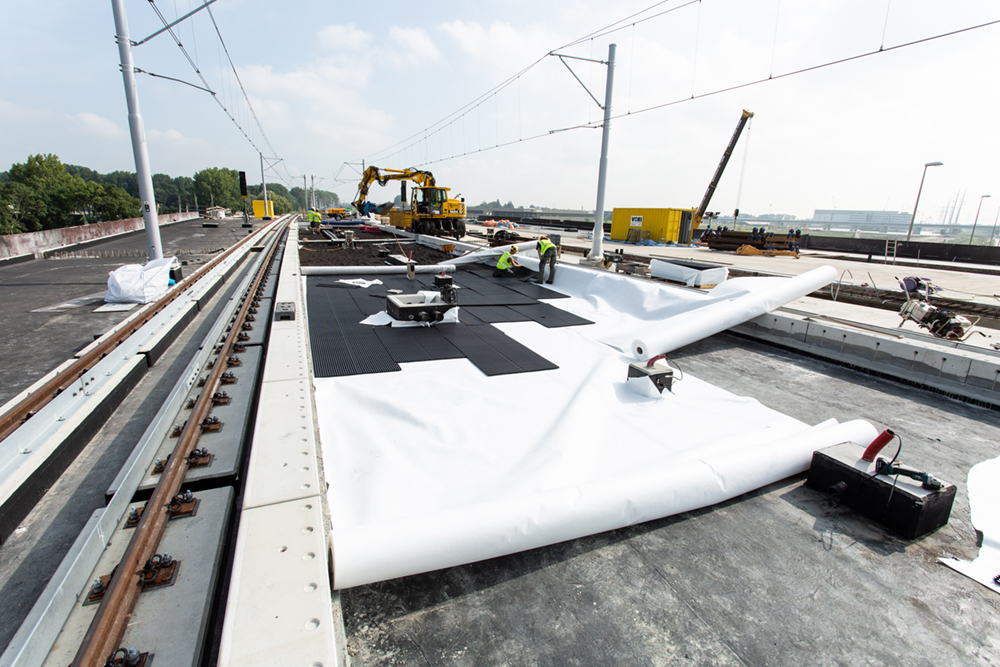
[352,166,436,216]
[695,109,754,226]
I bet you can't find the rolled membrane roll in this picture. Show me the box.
[631,265,836,360]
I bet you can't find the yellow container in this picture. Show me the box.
[389,210,412,229]
[252,199,274,219]
[611,208,695,243]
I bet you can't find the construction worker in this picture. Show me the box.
[493,245,521,278]
[308,208,321,232]
[533,236,557,284]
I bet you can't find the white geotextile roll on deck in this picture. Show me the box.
[328,417,876,589]
[301,264,455,275]
[630,266,836,360]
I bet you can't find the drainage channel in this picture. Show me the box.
[1,222,290,667]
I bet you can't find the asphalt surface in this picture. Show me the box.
[0,218,262,407]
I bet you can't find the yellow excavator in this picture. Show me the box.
[352,166,467,239]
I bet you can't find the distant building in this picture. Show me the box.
[812,210,911,225]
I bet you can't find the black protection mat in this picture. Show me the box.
[307,268,584,378]
[509,303,594,328]
[308,284,400,377]
[462,267,569,300]
[374,326,465,364]
[439,325,558,377]
[461,305,535,325]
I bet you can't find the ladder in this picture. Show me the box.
[884,239,898,265]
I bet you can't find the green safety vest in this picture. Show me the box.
[496,251,516,270]
[537,239,555,256]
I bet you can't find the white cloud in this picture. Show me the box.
[67,112,123,139]
[387,27,441,65]
[316,24,373,51]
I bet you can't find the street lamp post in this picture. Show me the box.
[905,161,943,242]
[969,194,991,245]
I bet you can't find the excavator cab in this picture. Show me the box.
[414,187,448,215]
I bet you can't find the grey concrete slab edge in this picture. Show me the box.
[732,310,1000,408]
[0,359,148,545]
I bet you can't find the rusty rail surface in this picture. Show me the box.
[71,218,289,666]
[0,221,279,444]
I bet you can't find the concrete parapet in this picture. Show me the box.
[0,212,199,260]
[732,308,1000,408]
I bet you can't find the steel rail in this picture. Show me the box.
[0,220,278,444]
[71,218,289,666]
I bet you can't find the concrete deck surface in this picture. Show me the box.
[0,218,262,407]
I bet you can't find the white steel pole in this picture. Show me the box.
[591,43,616,262]
[112,0,163,260]
[259,153,269,219]
[969,194,991,245]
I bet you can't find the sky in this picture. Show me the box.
[2,0,999,223]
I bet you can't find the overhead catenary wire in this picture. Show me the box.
[138,0,279,162]
[359,3,1000,173]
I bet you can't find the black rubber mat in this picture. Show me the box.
[374,326,465,363]
[306,267,584,378]
[462,267,569,300]
[462,305,535,325]
[308,278,400,377]
[509,303,594,328]
[440,325,558,376]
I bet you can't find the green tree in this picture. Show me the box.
[8,154,67,191]
[102,170,139,198]
[7,154,72,229]
[0,182,37,234]
[152,173,179,213]
[193,167,241,210]
[173,175,193,211]
[93,184,140,221]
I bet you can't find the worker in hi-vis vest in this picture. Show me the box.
[533,236,557,284]
[493,246,521,278]
[308,208,321,232]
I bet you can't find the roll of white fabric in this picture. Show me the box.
[630,265,837,360]
[301,264,456,275]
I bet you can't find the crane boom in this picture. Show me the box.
[353,166,437,216]
[695,109,754,223]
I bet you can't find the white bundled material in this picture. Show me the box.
[940,455,1000,592]
[301,264,455,275]
[649,258,728,287]
[104,257,175,304]
[630,266,836,360]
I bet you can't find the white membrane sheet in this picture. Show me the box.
[315,263,874,588]
[940,455,1000,594]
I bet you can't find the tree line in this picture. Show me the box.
[0,154,341,235]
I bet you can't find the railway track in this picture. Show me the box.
[2,217,294,667]
[72,219,288,666]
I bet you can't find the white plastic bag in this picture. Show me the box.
[105,257,176,304]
